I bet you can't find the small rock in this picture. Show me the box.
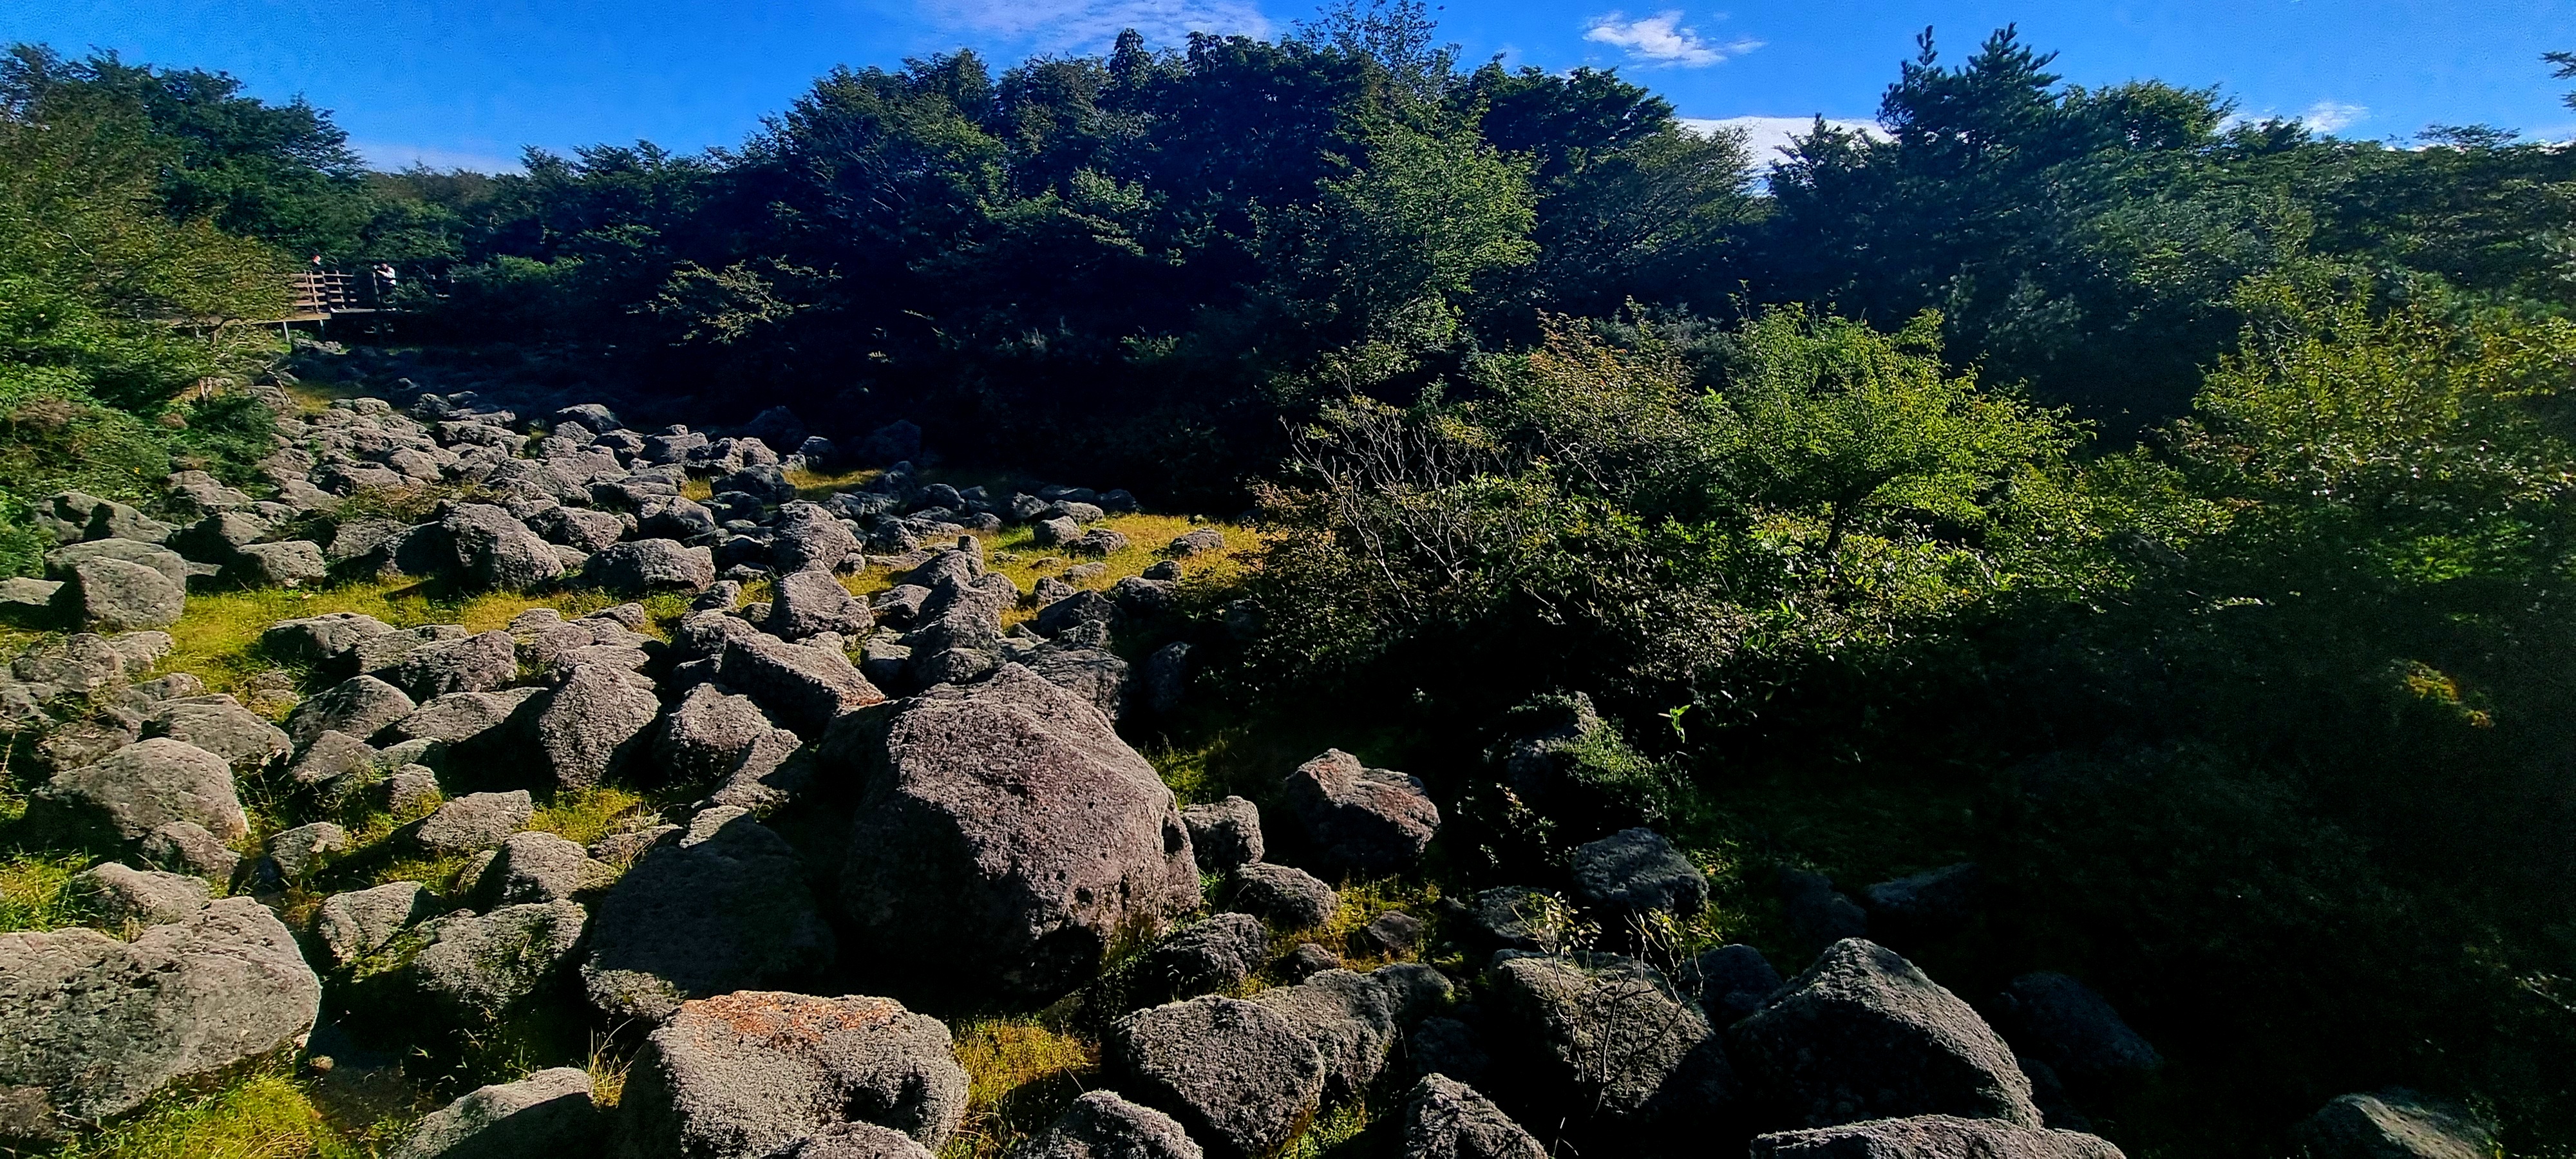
[2293,1089,2494,1159]
[412,790,535,854]
[1142,641,1191,714]
[1224,863,1338,929]
[480,831,601,906]
[390,1066,598,1159]
[1567,827,1706,918]
[1996,972,2161,1091]
[316,881,431,969]
[583,807,836,1023]
[33,737,247,843]
[1781,867,1870,953]
[286,675,417,749]
[1279,942,1340,981]
[1280,749,1440,876]
[229,540,329,587]
[266,822,350,880]
[138,820,239,881]
[53,556,185,630]
[1127,912,1270,1008]
[64,863,211,927]
[1016,1090,1203,1159]
[1732,939,2040,1129]
[1356,910,1425,957]
[585,538,716,596]
[1400,1073,1546,1159]
[1694,943,1784,1024]
[529,664,661,790]
[1106,996,1325,1159]
[1181,796,1263,873]
[142,695,292,772]
[721,634,885,738]
[1748,1115,2126,1158]
[615,991,966,1158]
[409,900,589,1023]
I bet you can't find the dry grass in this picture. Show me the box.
[834,513,1255,630]
[940,1018,1099,1159]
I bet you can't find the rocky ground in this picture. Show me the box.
[0,385,2496,1158]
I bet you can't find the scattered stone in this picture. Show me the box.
[1567,827,1706,918]
[230,540,329,587]
[480,831,601,906]
[1280,749,1440,876]
[1142,641,1191,714]
[1280,942,1340,981]
[142,695,292,771]
[723,634,885,738]
[1862,863,1982,939]
[1356,911,1425,958]
[286,730,383,796]
[770,502,860,574]
[1181,796,1264,873]
[1748,1115,2127,1158]
[1781,868,1870,953]
[1022,643,1129,721]
[770,568,874,639]
[390,1067,598,1159]
[1995,973,2161,1091]
[0,898,320,1135]
[584,807,836,1023]
[1017,1091,1204,1159]
[529,664,661,790]
[266,821,350,880]
[1400,1074,1546,1159]
[139,820,239,881]
[1224,863,1338,929]
[616,991,967,1159]
[256,610,393,672]
[1108,995,1325,1159]
[13,633,127,692]
[408,900,589,1023]
[63,862,210,927]
[412,790,535,854]
[388,630,520,699]
[1696,943,1785,1024]
[316,881,432,969]
[766,1122,938,1158]
[656,684,777,783]
[33,737,248,843]
[444,504,566,590]
[1732,939,2040,1129]
[53,556,185,630]
[287,675,418,749]
[836,664,1198,998]
[1127,912,1271,1008]
[1167,527,1226,557]
[586,538,717,596]
[1482,952,1725,1131]
[391,688,542,747]
[2293,1089,2494,1159]
[1251,967,1403,1102]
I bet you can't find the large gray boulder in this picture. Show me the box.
[656,684,776,783]
[1280,749,1439,876]
[12,632,127,692]
[444,504,565,590]
[62,863,210,927]
[230,540,329,587]
[584,807,835,1022]
[142,695,292,772]
[1014,1090,1203,1159]
[1399,1074,1546,1159]
[837,664,1199,998]
[412,790,534,854]
[1107,996,1323,1159]
[1251,968,1403,1104]
[1748,1115,2126,1158]
[529,664,661,790]
[0,898,321,1137]
[391,1066,599,1159]
[615,991,967,1159]
[1482,952,1727,1133]
[767,1122,936,1158]
[723,634,885,738]
[286,675,417,749]
[1567,827,1706,918]
[1732,939,2040,1129]
[2292,1090,2495,1159]
[262,611,396,671]
[53,556,185,630]
[388,630,519,699]
[478,831,601,907]
[408,900,589,1024]
[1022,644,1129,722]
[770,502,859,574]
[586,538,716,596]
[46,538,191,590]
[33,738,248,843]
[389,688,543,747]
[768,569,873,640]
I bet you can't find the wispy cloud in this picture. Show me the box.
[353,142,524,174]
[929,0,1270,52]
[2300,100,2369,134]
[1682,115,1884,162]
[1584,10,1761,68]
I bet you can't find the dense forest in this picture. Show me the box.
[6,3,2576,1155]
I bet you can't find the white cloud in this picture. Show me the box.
[1682,115,1884,163]
[1583,11,1761,68]
[2300,100,2369,134]
[353,142,524,174]
[930,0,1270,51]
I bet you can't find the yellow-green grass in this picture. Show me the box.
[942,1017,1098,1159]
[833,513,1256,630]
[48,1064,388,1159]
[0,851,92,934]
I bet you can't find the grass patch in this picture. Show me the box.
[0,850,91,934]
[48,1064,382,1159]
[527,786,654,847]
[829,513,1255,632]
[941,1017,1098,1159]
[1280,1102,1370,1159]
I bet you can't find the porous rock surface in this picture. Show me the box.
[615,991,967,1159]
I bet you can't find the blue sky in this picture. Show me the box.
[3,0,2570,172]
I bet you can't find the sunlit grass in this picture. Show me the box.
[0,851,91,934]
[831,513,1255,630]
[50,1064,383,1159]
[527,786,653,847]
[940,1017,1098,1159]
